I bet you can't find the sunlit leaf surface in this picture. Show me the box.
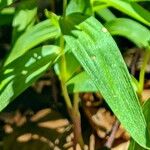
[5,19,61,65]
[0,45,61,111]
[65,16,150,149]
[105,18,150,48]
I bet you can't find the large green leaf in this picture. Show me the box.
[105,18,150,48]
[65,16,150,149]
[0,45,60,112]
[5,19,61,66]
[128,99,150,150]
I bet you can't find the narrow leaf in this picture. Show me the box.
[105,18,150,48]
[12,0,37,43]
[0,45,60,111]
[65,16,150,148]
[100,0,150,26]
[5,19,61,65]
[96,8,116,22]
[129,99,150,150]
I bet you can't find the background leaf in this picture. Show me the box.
[0,45,60,112]
[5,19,61,65]
[96,0,150,26]
[96,8,116,22]
[0,8,14,26]
[0,0,14,10]
[12,0,37,43]
[65,16,150,149]
[66,0,92,15]
[105,18,150,48]
[67,71,97,92]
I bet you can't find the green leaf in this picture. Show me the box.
[0,45,60,112]
[59,13,88,35]
[64,16,150,149]
[0,0,14,10]
[66,0,92,15]
[0,7,14,25]
[67,71,97,93]
[130,2,150,23]
[5,19,61,66]
[96,8,116,22]
[12,0,37,43]
[67,71,139,93]
[121,0,150,2]
[99,0,150,26]
[105,18,150,48]
[65,51,81,81]
[128,99,150,150]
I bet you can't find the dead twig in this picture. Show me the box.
[104,120,120,149]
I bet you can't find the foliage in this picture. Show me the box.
[0,0,150,149]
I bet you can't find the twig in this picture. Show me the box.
[104,120,120,149]
[130,48,140,76]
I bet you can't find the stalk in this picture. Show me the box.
[59,0,84,148]
[59,35,72,110]
[138,50,150,96]
[72,93,84,148]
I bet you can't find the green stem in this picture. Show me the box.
[59,1,84,148]
[138,50,150,96]
[73,93,80,112]
[60,35,72,109]
[63,0,67,17]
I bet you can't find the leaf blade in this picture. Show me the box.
[0,45,60,111]
[5,19,61,65]
[105,18,150,48]
[65,16,150,149]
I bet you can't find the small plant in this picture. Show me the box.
[0,0,150,149]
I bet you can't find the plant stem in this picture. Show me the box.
[63,0,67,17]
[59,1,84,148]
[60,35,72,110]
[138,50,150,96]
[73,93,80,112]
[72,93,84,148]
[105,120,120,149]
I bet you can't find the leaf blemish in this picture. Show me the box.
[33,53,38,58]
[102,27,108,33]
[21,70,28,75]
[37,56,42,59]
[91,55,96,60]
